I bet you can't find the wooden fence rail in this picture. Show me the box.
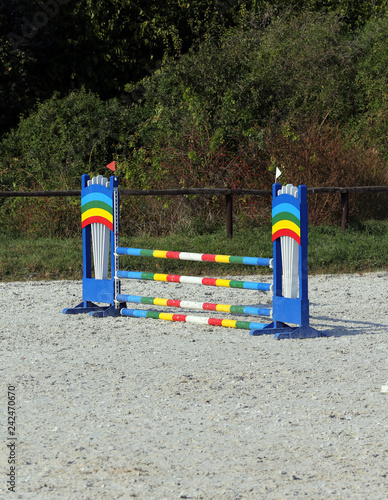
[1,186,387,237]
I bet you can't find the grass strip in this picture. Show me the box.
[0,220,387,282]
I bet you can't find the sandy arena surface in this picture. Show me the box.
[1,272,388,499]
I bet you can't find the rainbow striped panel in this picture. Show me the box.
[81,190,113,231]
[116,270,272,291]
[116,247,272,267]
[121,308,268,330]
[272,197,301,245]
[116,294,272,317]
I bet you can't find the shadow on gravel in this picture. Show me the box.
[311,315,388,337]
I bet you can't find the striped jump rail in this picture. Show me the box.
[116,247,273,267]
[116,294,272,317]
[121,308,269,331]
[116,271,272,291]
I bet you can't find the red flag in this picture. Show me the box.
[107,161,116,171]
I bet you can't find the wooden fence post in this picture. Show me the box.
[341,190,349,230]
[226,194,233,238]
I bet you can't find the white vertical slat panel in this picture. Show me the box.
[279,184,299,298]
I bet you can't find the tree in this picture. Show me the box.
[0,88,131,190]
[352,13,388,158]
[0,0,245,137]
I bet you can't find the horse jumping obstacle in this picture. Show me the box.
[63,174,325,339]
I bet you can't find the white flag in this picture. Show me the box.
[275,166,282,181]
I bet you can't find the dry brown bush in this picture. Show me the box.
[265,122,387,225]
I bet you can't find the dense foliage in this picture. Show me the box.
[2,0,388,134]
[1,2,387,234]
[0,88,131,190]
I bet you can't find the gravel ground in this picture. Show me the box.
[1,272,388,499]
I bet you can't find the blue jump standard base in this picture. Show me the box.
[250,322,326,339]
[63,175,327,339]
[62,301,124,317]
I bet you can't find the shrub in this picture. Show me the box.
[266,121,387,224]
[119,11,356,187]
[352,14,388,159]
[0,197,81,238]
[0,88,131,191]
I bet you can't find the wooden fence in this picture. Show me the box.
[1,186,387,237]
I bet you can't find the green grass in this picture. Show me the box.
[1,221,387,282]
[308,221,388,273]
[0,235,83,281]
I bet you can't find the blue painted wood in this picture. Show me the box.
[299,184,309,325]
[271,183,283,330]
